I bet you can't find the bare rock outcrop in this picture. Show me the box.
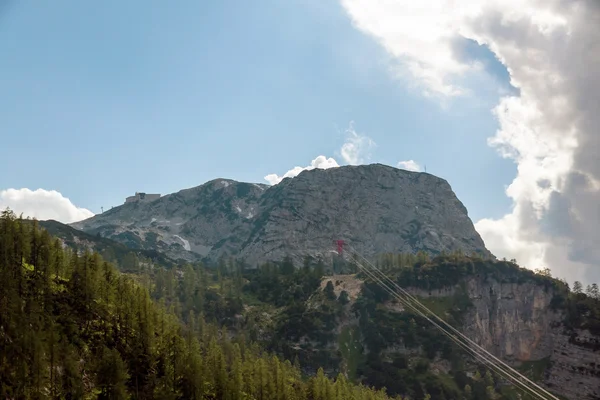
[416,277,600,399]
[71,164,492,265]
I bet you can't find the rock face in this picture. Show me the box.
[71,178,266,262]
[71,164,493,265]
[240,164,492,266]
[305,272,600,400]
[414,277,600,399]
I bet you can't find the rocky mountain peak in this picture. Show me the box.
[71,164,493,265]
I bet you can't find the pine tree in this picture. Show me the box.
[590,283,599,299]
[324,281,336,301]
[484,370,494,388]
[97,347,130,400]
[281,256,295,275]
[229,343,244,400]
[338,290,350,305]
[464,384,472,399]
[59,340,85,399]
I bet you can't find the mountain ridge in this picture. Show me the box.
[39,219,181,268]
[71,163,493,265]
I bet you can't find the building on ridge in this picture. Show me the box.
[125,192,161,204]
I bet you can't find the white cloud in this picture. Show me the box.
[264,156,339,185]
[0,188,94,224]
[397,160,422,172]
[264,122,375,185]
[339,122,376,165]
[475,214,546,270]
[340,0,600,284]
[340,0,479,97]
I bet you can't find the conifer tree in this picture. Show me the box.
[97,347,130,400]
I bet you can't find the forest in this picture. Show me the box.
[2,209,598,399]
[0,209,397,399]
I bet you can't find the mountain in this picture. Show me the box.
[38,219,180,269]
[71,163,493,266]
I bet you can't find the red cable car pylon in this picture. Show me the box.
[335,239,345,255]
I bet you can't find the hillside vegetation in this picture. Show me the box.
[4,209,599,399]
[0,209,399,399]
[143,251,599,400]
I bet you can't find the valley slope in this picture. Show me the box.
[40,163,600,399]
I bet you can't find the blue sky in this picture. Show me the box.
[0,0,517,223]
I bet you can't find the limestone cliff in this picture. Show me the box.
[70,164,492,265]
[460,278,600,399]
[306,266,600,400]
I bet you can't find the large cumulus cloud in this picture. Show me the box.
[341,0,600,283]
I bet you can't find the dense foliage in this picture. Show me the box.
[372,252,564,292]
[143,249,566,400]
[6,209,599,399]
[0,209,401,399]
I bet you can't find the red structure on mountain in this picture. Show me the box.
[336,240,345,255]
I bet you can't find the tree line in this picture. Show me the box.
[0,209,403,399]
